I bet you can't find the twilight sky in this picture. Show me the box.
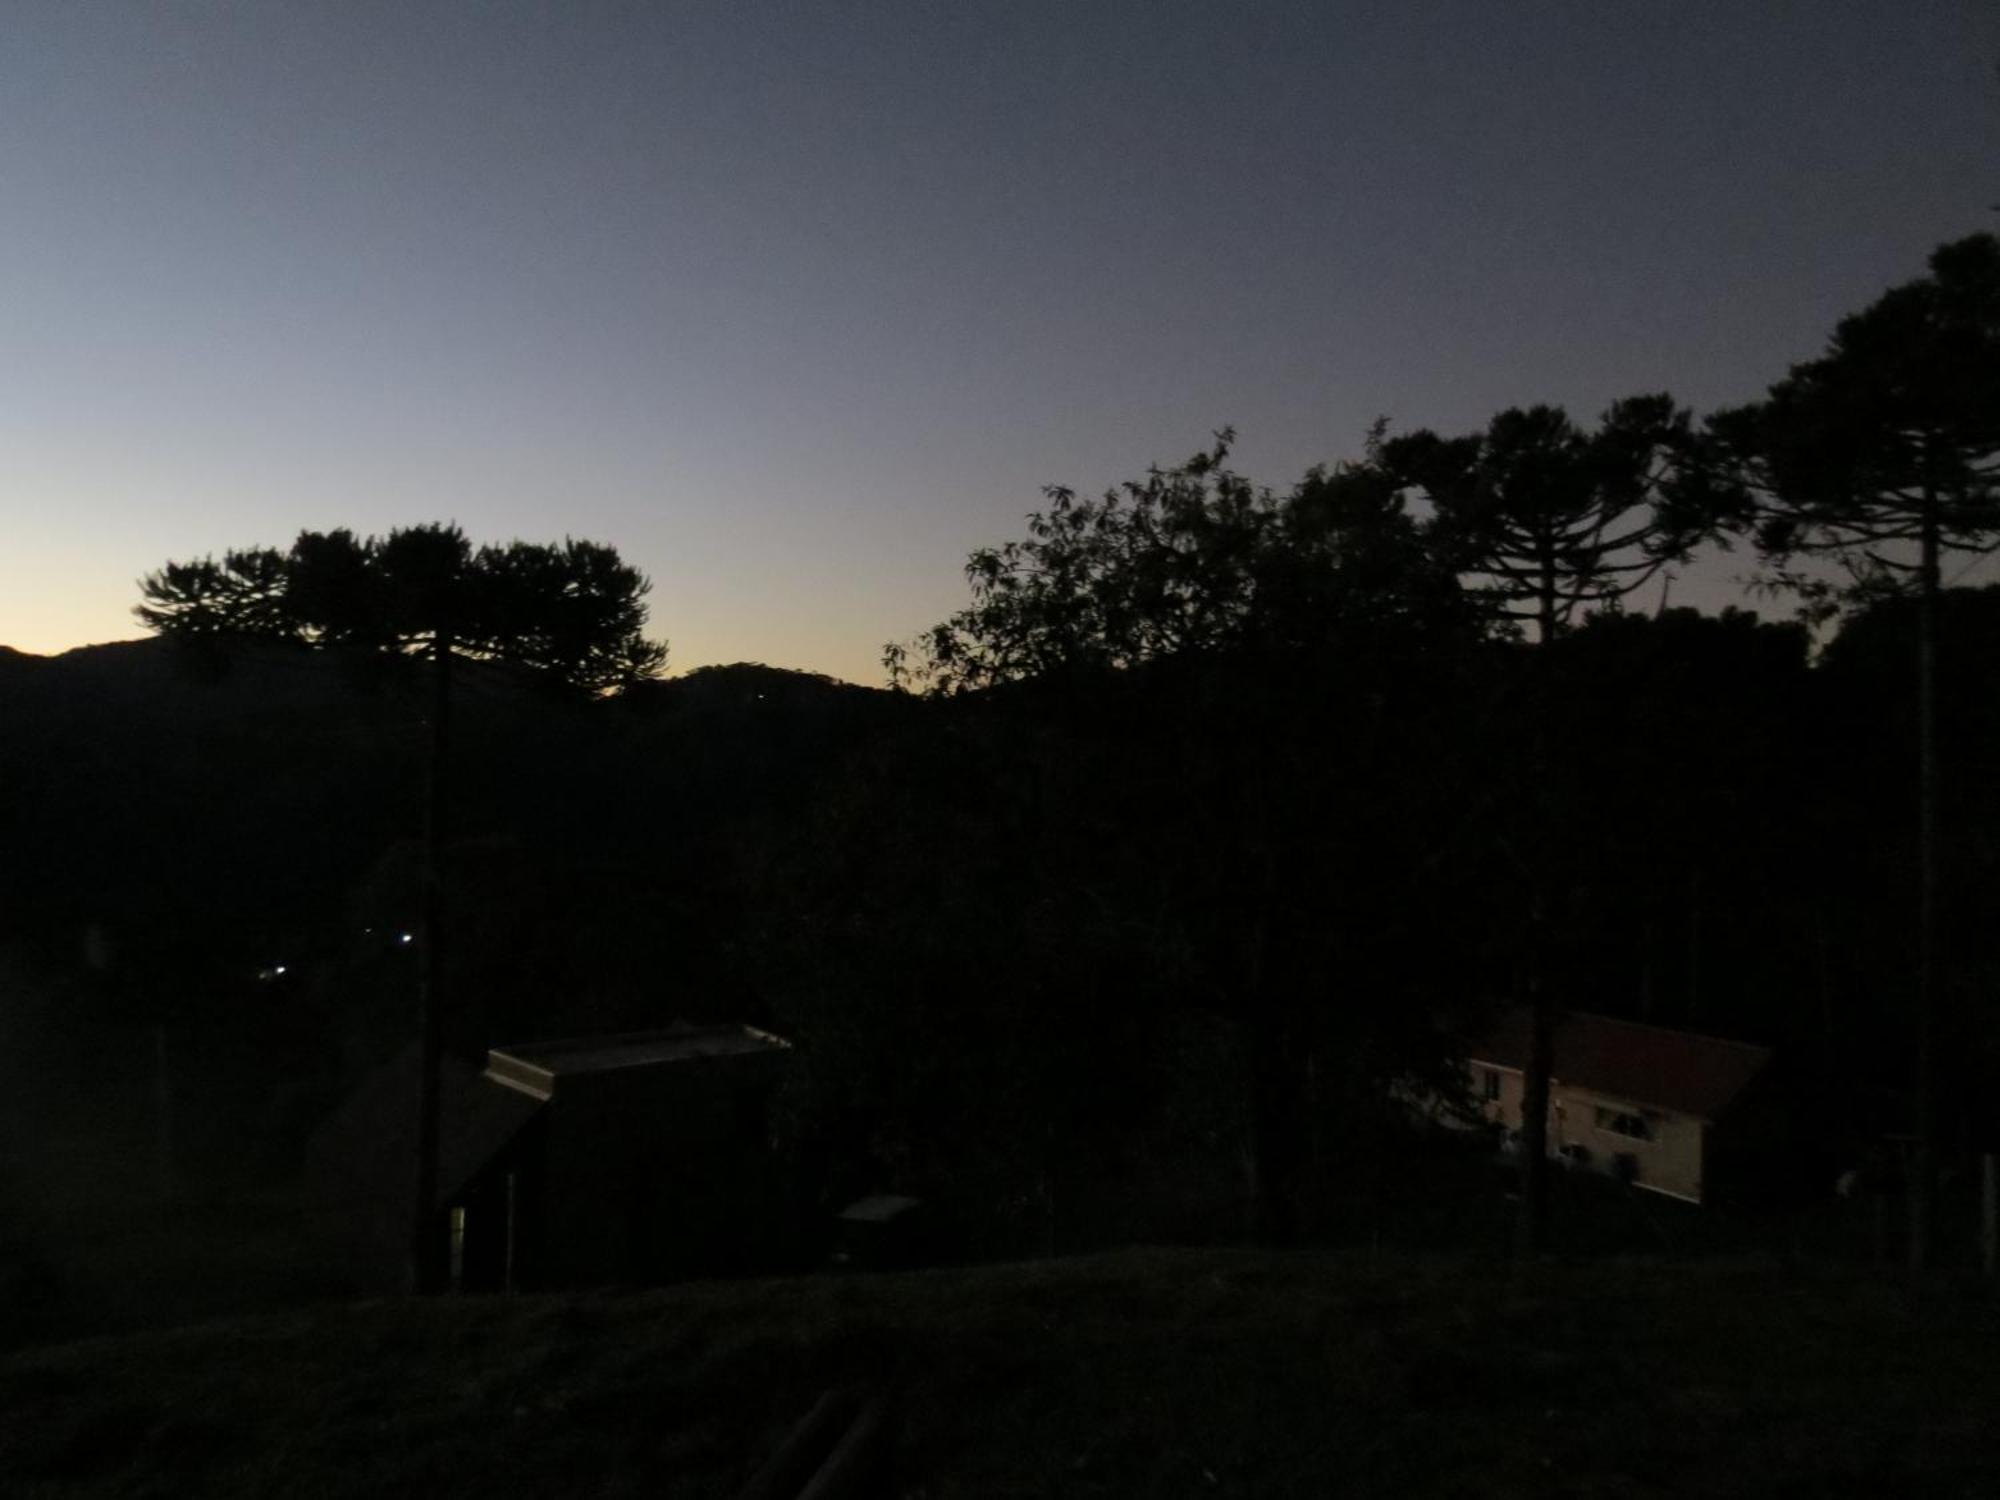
[4,2,1996,683]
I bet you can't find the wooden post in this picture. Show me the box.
[503,1169,518,1294]
[1685,868,1703,1024]
[152,1022,174,1205]
[1982,1153,1996,1278]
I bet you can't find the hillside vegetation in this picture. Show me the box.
[3,1247,1996,1499]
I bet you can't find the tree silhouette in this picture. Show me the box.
[134,547,294,638]
[1368,396,1716,1252]
[138,524,667,695]
[1373,395,1709,644]
[1705,233,2000,1270]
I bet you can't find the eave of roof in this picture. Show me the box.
[1467,1009,1771,1122]
[488,1022,792,1089]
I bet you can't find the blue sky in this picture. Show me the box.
[4,2,1996,682]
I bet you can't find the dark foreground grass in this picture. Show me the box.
[2,1247,1996,1499]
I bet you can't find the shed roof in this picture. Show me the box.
[486,1021,790,1100]
[1469,1009,1770,1122]
[308,1045,545,1211]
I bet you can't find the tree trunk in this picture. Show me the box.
[152,1022,175,1205]
[1981,1153,1996,1278]
[1638,915,1658,1022]
[1510,553,1568,1254]
[1686,867,1704,1024]
[1537,557,1559,647]
[1516,894,1555,1256]
[1247,1010,1307,1245]
[1909,502,1941,1273]
[412,631,452,1294]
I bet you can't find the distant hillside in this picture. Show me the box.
[0,638,508,966]
[0,640,897,978]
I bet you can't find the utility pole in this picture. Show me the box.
[411,629,452,1293]
[1980,1152,1995,1277]
[1516,892,1555,1256]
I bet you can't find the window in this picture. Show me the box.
[1594,1107,1653,1141]
[1481,1069,1501,1102]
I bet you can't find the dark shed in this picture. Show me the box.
[308,1022,793,1292]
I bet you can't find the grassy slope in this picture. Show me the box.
[2,1247,1996,1499]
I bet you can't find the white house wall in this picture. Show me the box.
[1467,1061,1708,1204]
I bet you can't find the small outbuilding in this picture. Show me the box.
[308,1022,794,1292]
[833,1193,930,1269]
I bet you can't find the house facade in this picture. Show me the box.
[1466,1010,1771,1205]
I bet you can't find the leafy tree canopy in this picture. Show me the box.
[885,430,1475,694]
[137,524,668,695]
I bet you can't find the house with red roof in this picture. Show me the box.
[1466,1010,1773,1205]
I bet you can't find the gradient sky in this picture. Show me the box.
[5,2,1996,683]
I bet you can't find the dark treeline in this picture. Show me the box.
[0,588,1992,1256]
[1,236,1997,1331]
[5,582,1994,1286]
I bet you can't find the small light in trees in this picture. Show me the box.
[399,932,414,945]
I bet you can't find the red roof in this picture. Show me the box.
[1468,1009,1771,1121]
